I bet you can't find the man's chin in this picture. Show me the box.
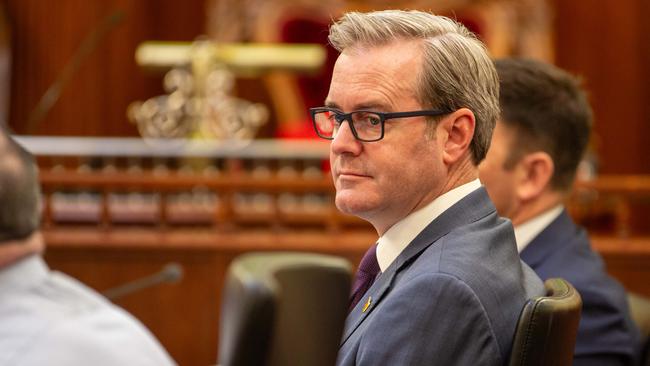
[334,193,375,218]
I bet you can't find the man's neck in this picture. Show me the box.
[0,232,45,269]
[441,156,478,195]
[513,205,564,253]
[376,178,482,271]
[372,164,478,235]
[511,190,565,227]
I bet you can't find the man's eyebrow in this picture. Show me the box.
[355,102,386,111]
[323,101,389,111]
[324,101,340,109]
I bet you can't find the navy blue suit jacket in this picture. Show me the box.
[520,210,640,366]
[337,188,544,366]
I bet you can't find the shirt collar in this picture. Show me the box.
[376,179,482,272]
[514,204,564,253]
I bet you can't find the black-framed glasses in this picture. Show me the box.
[309,107,451,142]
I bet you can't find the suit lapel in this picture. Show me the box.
[340,188,496,346]
[341,261,397,344]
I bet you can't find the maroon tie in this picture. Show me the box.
[349,243,380,312]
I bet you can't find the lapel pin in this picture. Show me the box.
[362,296,372,313]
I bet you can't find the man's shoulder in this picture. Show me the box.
[528,219,618,290]
[524,217,640,360]
[425,208,517,271]
[0,271,175,366]
[3,318,176,366]
[394,187,514,279]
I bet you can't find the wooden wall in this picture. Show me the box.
[552,0,650,174]
[3,0,205,136]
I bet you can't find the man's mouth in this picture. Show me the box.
[337,170,371,179]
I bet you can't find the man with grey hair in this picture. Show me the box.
[311,10,544,365]
[0,125,176,366]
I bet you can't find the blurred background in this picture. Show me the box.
[1,0,648,365]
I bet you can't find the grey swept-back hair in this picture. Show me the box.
[329,10,499,164]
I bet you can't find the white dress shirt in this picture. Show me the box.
[0,255,176,366]
[376,179,482,272]
[514,205,564,253]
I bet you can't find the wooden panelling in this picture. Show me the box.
[592,236,650,298]
[3,0,205,136]
[552,0,650,174]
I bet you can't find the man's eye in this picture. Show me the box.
[368,116,381,126]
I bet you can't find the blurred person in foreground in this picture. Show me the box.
[312,10,543,366]
[0,125,176,366]
[480,57,640,365]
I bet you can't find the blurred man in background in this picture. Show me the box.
[480,58,640,365]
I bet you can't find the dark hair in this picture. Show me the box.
[0,125,42,243]
[495,58,593,190]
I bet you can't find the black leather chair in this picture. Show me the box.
[217,252,351,366]
[509,278,582,366]
[628,292,650,366]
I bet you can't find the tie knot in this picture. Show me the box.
[357,243,380,277]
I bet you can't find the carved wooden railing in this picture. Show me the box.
[13,136,648,237]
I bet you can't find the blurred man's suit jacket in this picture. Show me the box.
[337,188,544,366]
[520,210,640,366]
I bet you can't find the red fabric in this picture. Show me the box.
[280,17,337,113]
[275,16,337,139]
[274,119,319,139]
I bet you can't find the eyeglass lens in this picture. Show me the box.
[313,111,382,141]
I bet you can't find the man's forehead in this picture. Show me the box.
[326,47,421,108]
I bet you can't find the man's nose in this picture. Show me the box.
[331,120,362,155]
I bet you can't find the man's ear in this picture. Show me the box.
[441,108,475,165]
[515,152,555,202]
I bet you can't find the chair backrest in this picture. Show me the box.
[628,292,650,366]
[508,278,582,366]
[217,252,351,366]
